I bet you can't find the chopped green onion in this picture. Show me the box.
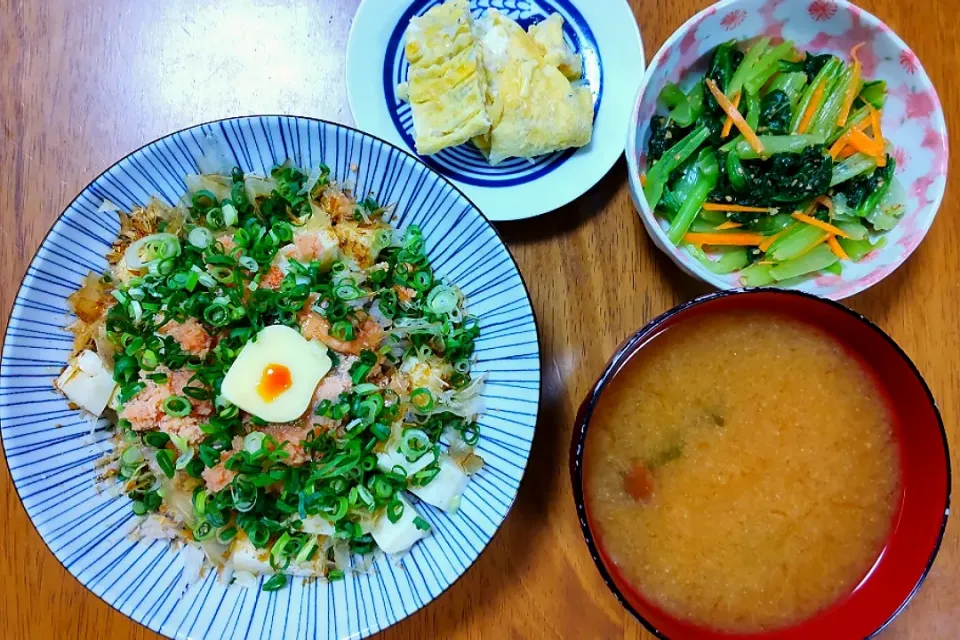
[411,270,433,291]
[121,447,144,464]
[232,480,259,513]
[143,431,170,449]
[262,574,287,592]
[294,536,318,564]
[209,266,234,283]
[334,283,363,301]
[243,432,267,454]
[206,207,224,229]
[192,189,218,210]
[352,383,379,396]
[175,448,195,470]
[330,320,355,342]
[204,303,230,327]
[461,422,480,446]
[425,286,458,315]
[370,422,391,442]
[323,496,349,522]
[410,388,434,412]
[155,449,175,478]
[198,444,221,468]
[194,520,215,541]
[162,395,192,417]
[139,349,159,370]
[217,526,238,544]
[386,497,404,524]
[400,428,432,463]
[193,488,208,515]
[188,227,213,249]
[413,516,431,531]
[222,203,239,227]
[350,362,372,385]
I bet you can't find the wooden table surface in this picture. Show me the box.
[0,0,957,638]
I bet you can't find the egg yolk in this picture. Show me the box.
[257,364,292,402]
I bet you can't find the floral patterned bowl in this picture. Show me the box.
[625,0,948,300]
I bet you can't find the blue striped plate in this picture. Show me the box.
[0,116,541,640]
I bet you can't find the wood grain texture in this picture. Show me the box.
[0,0,956,638]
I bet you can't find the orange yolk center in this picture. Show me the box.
[257,364,292,402]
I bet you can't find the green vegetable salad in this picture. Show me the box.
[643,38,905,286]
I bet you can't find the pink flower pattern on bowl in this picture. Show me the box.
[625,0,948,300]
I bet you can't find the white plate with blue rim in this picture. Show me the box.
[0,116,541,639]
[346,0,645,221]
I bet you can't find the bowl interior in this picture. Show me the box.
[572,290,949,639]
[626,0,948,300]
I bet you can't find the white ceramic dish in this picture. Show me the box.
[347,0,645,221]
[625,0,948,300]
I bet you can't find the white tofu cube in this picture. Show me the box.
[336,221,383,267]
[56,350,118,417]
[410,455,470,512]
[277,229,341,274]
[230,536,274,575]
[370,493,429,554]
[300,515,335,536]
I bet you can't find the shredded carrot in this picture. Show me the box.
[836,43,865,127]
[683,232,764,246]
[838,145,857,159]
[722,91,742,138]
[829,118,872,159]
[714,221,742,230]
[791,211,851,238]
[829,142,851,160]
[758,224,794,252]
[703,203,772,213]
[705,79,765,155]
[829,137,848,159]
[827,236,850,260]
[798,79,825,134]
[848,128,883,157]
[640,171,648,187]
[869,105,886,167]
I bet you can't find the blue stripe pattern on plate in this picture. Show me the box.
[0,116,541,640]
[382,0,602,187]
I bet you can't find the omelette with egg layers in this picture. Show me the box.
[472,10,593,165]
[402,0,491,155]
[399,1,593,163]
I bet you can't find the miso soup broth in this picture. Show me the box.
[583,310,901,633]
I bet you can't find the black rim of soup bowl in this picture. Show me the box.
[568,288,951,640]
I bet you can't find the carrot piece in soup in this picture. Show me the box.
[623,462,656,502]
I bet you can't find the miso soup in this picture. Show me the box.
[583,310,901,633]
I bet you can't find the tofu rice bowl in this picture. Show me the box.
[55,160,485,591]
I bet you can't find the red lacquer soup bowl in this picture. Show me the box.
[569,289,950,639]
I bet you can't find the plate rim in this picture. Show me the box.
[0,114,544,640]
